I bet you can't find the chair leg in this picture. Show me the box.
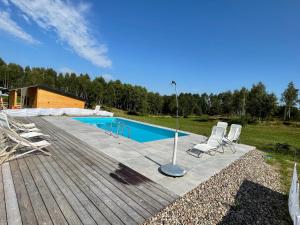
[217,145,224,153]
[0,146,9,156]
[208,150,217,156]
[0,143,20,165]
[0,153,11,165]
[8,146,51,162]
[231,143,236,153]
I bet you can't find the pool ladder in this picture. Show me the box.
[105,122,131,139]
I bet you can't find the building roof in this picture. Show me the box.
[10,85,86,101]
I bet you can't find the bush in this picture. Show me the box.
[283,121,292,126]
[127,111,139,116]
[262,142,299,156]
[193,114,210,122]
[228,115,254,126]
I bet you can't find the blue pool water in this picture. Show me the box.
[73,117,188,143]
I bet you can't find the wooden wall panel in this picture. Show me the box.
[36,89,85,108]
[8,90,17,109]
[28,87,38,108]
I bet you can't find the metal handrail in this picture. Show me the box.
[104,121,131,139]
[125,126,130,138]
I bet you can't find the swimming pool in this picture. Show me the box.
[73,117,188,143]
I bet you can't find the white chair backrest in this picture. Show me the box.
[3,126,29,145]
[95,105,101,111]
[208,126,225,147]
[227,124,242,142]
[217,121,228,134]
[0,112,11,130]
[289,163,300,223]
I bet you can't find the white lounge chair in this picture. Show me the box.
[0,128,51,164]
[95,105,101,111]
[223,124,242,153]
[217,121,228,135]
[0,112,46,139]
[10,122,40,132]
[225,124,242,143]
[188,126,225,157]
[3,111,37,129]
[10,120,36,129]
[1,111,39,131]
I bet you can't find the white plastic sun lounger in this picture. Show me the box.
[188,126,225,157]
[1,112,39,132]
[217,121,228,135]
[10,123,40,132]
[202,121,228,141]
[11,120,36,129]
[0,112,46,138]
[224,124,242,143]
[222,124,242,153]
[3,112,37,129]
[0,128,51,164]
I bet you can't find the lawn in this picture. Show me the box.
[113,109,300,192]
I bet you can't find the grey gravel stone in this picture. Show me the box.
[143,150,291,225]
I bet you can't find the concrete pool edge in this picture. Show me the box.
[72,116,190,143]
[44,116,256,196]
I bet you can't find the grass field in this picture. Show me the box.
[113,109,300,192]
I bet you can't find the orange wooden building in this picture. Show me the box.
[9,85,85,109]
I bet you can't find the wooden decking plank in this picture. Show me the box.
[50,138,165,212]
[41,152,125,225]
[28,117,178,202]
[31,118,170,209]
[0,165,7,225]
[52,144,147,224]
[63,123,176,202]
[9,161,38,225]
[71,153,157,216]
[23,157,69,225]
[86,148,179,201]
[2,163,22,225]
[89,151,179,201]
[57,136,174,206]
[49,131,160,217]
[17,159,54,225]
[45,144,138,225]
[26,157,85,225]
[37,156,111,225]
[33,118,175,206]
[13,116,180,225]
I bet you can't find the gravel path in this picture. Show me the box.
[143,150,291,225]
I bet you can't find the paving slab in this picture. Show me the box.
[44,116,255,196]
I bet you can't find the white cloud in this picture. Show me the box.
[22,14,30,24]
[1,0,9,6]
[102,74,114,82]
[0,10,38,44]
[78,2,91,13]
[8,0,112,68]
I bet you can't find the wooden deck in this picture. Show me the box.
[0,117,178,225]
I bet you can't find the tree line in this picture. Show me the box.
[0,57,299,120]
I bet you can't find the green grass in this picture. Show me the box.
[112,108,300,193]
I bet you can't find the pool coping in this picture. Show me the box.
[44,116,255,196]
[72,116,191,143]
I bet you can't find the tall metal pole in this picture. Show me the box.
[174,82,179,131]
[172,81,179,165]
[160,81,186,177]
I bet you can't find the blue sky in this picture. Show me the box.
[0,0,299,96]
